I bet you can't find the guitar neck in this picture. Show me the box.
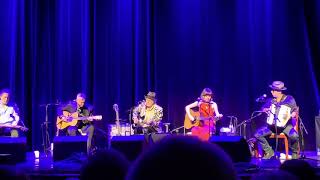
[0,125,21,128]
[115,112,120,123]
[74,116,101,121]
[0,125,28,131]
[199,116,220,121]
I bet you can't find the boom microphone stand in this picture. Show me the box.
[236,111,264,139]
[299,116,308,159]
[128,107,134,135]
[170,126,185,134]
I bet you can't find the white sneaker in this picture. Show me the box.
[280,153,292,160]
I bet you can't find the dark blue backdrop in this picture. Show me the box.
[0,0,319,151]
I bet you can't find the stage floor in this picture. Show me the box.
[0,151,318,179]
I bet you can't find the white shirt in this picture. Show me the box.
[0,104,20,125]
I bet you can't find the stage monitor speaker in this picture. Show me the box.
[0,137,27,164]
[110,135,147,161]
[53,136,87,161]
[209,136,251,162]
[150,133,171,144]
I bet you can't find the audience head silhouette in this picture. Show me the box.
[279,159,316,180]
[81,149,130,180]
[127,135,236,180]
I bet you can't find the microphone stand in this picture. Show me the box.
[236,111,263,139]
[40,102,60,157]
[297,116,317,160]
[273,111,279,159]
[170,126,185,134]
[128,107,134,136]
[270,102,281,160]
[299,116,307,159]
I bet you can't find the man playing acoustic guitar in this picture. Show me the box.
[185,88,223,141]
[132,91,163,134]
[56,93,96,154]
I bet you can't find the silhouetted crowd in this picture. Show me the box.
[0,135,318,180]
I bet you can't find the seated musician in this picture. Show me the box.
[56,93,95,154]
[254,81,299,159]
[185,88,223,141]
[132,91,163,134]
[0,89,20,137]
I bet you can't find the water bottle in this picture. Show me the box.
[229,120,234,135]
[317,146,320,156]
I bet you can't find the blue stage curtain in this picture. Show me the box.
[0,0,319,150]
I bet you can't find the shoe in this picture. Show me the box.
[262,150,274,159]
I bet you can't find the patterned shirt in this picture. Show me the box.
[133,102,163,128]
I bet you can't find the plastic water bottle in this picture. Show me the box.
[317,146,320,156]
[229,121,234,135]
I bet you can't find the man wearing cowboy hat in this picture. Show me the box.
[254,81,299,159]
[132,91,163,134]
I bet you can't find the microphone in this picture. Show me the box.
[255,94,267,102]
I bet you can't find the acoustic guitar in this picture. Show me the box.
[56,112,102,130]
[184,109,220,129]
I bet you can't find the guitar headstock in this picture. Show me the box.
[113,104,119,112]
[87,115,103,121]
[95,115,103,120]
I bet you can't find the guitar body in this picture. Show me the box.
[184,109,200,129]
[56,112,79,130]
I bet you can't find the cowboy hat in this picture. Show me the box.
[269,81,287,91]
[145,91,156,101]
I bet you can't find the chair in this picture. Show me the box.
[269,108,299,159]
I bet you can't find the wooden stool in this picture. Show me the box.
[269,133,289,159]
